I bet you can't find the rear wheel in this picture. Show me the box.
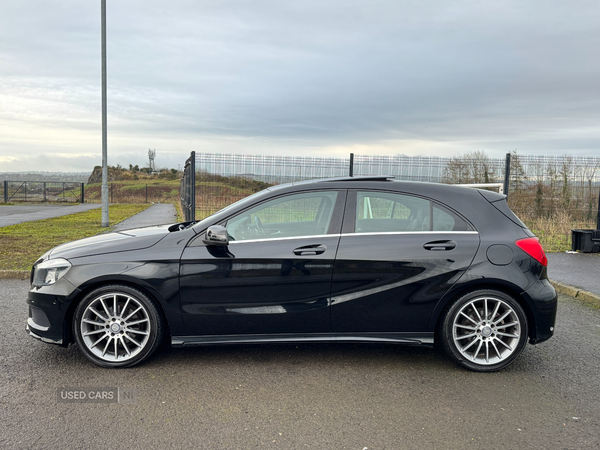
[440,290,528,372]
[73,285,163,368]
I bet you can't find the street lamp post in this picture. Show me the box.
[101,0,109,227]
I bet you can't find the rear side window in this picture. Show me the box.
[356,191,472,233]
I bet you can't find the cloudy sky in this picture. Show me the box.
[1,0,599,172]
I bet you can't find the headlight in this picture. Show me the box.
[32,258,72,287]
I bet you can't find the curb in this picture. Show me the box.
[550,279,600,309]
[0,270,29,280]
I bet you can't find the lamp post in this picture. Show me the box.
[101,0,109,227]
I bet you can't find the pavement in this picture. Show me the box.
[547,252,600,306]
[111,203,177,232]
[2,278,600,449]
[0,203,102,227]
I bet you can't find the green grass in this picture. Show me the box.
[0,204,150,271]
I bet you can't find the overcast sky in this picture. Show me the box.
[1,0,599,172]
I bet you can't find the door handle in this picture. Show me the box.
[293,244,326,256]
[423,240,456,251]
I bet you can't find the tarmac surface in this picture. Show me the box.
[1,279,599,449]
[547,252,600,297]
[111,203,177,231]
[0,204,101,227]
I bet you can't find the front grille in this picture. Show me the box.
[30,306,51,328]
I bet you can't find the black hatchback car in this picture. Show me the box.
[27,176,557,371]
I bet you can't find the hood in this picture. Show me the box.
[47,225,172,260]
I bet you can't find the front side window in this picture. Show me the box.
[226,191,338,241]
[356,191,471,232]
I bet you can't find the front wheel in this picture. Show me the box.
[440,290,528,372]
[73,285,163,368]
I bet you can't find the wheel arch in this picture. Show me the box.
[428,281,537,343]
[63,276,172,345]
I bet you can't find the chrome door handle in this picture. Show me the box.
[293,244,326,256]
[423,240,456,251]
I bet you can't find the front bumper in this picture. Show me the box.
[26,279,80,347]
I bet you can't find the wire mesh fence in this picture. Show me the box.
[180,152,600,251]
[2,181,84,203]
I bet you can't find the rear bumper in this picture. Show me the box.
[524,278,557,344]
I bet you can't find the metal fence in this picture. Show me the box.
[2,181,85,203]
[180,151,600,251]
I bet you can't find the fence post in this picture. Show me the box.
[43,182,47,202]
[503,153,511,197]
[349,153,354,177]
[191,151,196,221]
[146,184,148,203]
[81,183,85,203]
[110,183,113,204]
[3,181,7,203]
[597,185,600,230]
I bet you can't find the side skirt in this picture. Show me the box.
[171,332,434,348]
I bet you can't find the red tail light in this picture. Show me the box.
[515,237,548,267]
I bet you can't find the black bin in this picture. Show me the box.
[571,229,600,253]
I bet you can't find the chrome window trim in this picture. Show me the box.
[227,230,478,245]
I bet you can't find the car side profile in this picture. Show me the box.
[26,177,557,372]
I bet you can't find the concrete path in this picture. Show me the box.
[547,252,600,297]
[0,204,101,227]
[111,203,177,232]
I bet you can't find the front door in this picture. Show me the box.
[179,190,345,336]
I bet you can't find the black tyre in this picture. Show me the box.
[440,290,528,372]
[73,285,164,368]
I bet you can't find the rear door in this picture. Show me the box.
[330,189,480,333]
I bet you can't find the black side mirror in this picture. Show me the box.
[202,225,229,246]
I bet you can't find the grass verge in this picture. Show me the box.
[0,204,150,271]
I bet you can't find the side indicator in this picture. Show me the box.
[515,237,548,267]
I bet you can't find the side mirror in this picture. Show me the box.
[202,225,229,246]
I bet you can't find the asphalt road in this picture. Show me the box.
[1,280,599,449]
[0,204,102,227]
[547,252,600,297]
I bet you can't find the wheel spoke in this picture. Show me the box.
[494,337,513,351]
[496,331,519,338]
[126,329,149,336]
[83,329,106,337]
[455,324,477,331]
[493,310,511,325]
[89,307,108,321]
[123,306,143,322]
[99,298,112,319]
[113,338,118,359]
[83,318,105,327]
[121,298,131,319]
[120,336,131,356]
[456,332,478,340]
[124,333,143,347]
[485,341,489,363]
[472,339,483,361]
[491,301,501,321]
[495,322,518,330]
[490,339,502,359]
[101,337,111,356]
[462,337,480,352]
[459,312,478,325]
[484,298,488,321]
[126,318,149,327]
[90,334,108,349]
[471,304,483,322]
[113,294,118,317]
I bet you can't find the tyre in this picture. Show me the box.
[440,290,528,372]
[73,285,164,368]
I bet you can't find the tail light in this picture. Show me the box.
[515,237,548,267]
